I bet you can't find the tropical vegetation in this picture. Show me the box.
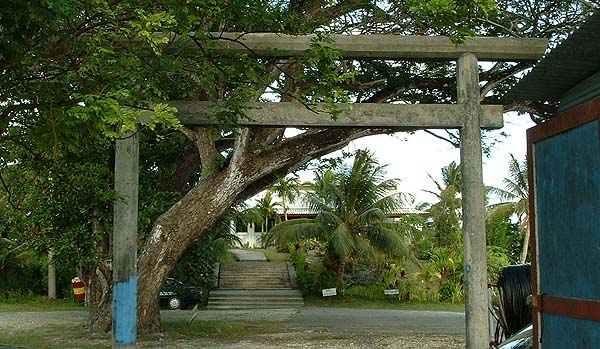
[270,150,409,287]
[275,153,526,304]
[489,154,530,263]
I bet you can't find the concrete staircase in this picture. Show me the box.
[208,261,304,309]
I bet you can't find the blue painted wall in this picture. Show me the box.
[534,120,600,345]
[112,276,137,346]
[542,314,600,348]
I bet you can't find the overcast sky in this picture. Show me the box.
[294,112,534,206]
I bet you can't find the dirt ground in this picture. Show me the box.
[0,308,466,348]
[149,332,466,349]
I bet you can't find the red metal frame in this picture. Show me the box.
[526,96,600,349]
[538,295,600,322]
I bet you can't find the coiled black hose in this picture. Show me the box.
[497,264,532,337]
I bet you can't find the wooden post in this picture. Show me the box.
[48,248,56,299]
[458,53,489,348]
[112,131,139,349]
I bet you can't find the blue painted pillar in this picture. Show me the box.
[113,131,139,348]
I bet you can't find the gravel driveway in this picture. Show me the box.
[0,307,466,348]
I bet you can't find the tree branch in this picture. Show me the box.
[180,127,224,174]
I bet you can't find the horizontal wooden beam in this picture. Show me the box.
[155,101,503,129]
[176,33,547,61]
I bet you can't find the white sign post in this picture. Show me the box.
[322,288,337,297]
[384,289,400,296]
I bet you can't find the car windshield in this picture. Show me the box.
[164,279,183,288]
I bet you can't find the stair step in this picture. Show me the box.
[220,284,291,290]
[211,296,302,303]
[219,284,291,286]
[212,260,302,308]
[212,289,302,295]
[219,275,288,278]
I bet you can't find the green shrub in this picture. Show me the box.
[346,284,387,300]
[289,244,339,294]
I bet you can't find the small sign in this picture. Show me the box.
[384,289,400,296]
[322,288,337,297]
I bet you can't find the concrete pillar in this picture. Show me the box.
[458,53,490,348]
[112,131,139,349]
[48,248,56,299]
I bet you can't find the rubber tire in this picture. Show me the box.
[168,296,183,310]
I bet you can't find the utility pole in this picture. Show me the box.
[458,53,490,348]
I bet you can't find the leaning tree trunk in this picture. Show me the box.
[134,126,386,333]
[136,165,255,333]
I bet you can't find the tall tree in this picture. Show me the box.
[489,154,529,263]
[270,150,408,287]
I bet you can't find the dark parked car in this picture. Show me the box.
[159,278,205,310]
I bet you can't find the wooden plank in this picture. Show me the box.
[539,295,600,322]
[112,132,139,348]
[157,101,503,129]
[528,96,600,143]
[458,53,489,349]
[175,33,547,61]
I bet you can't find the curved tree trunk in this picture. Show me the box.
[136,162,255,333]
[133,127,385,333]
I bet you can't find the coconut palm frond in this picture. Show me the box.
[487,202,516,221]
[367,226,408,257]
[329,222,354,257]
[358,207,388,224]
[316,211,344,227]
[269,218,325,244]
[352,234,372,257]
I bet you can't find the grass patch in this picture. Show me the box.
[0,320,289,348]
[304,294,465,312]
[0,297,85,311]
[220,251,240,262]
[250,248,290,262]
[162,319,286,340]
[0,324,108,349]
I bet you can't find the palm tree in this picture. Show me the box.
[253,192,282,247]
[270,150,409,288]
[425,161,462,248]
[268,176,302,221]
[489,154,529,263]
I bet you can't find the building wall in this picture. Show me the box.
[234,222,263,248]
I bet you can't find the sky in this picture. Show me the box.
[294,112,535,206]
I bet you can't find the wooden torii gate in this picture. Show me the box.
[112,34,547,348]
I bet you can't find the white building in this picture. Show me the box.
[233,206,427,249]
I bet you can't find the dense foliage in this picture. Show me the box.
[279,153,526,303]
